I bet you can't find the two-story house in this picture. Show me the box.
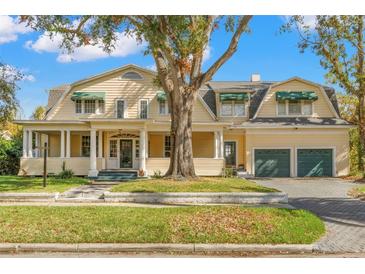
[15,64,352,178]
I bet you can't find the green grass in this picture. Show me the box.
[0,206,324,244]
[111,177,278,193]
[0,176,89,193]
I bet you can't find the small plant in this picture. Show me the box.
[152,170,163,179]
[57,161,74,179]
[223,167,234,178]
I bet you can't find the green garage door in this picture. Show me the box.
[297,149,333,177]
[254,149,291,177]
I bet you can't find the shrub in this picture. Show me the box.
[0,136,22,175]
[57,161,74,179]
[152,170,163,179]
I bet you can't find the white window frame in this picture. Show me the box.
[80,135,91,157]
[163,135,171,158]
[75,100,82,114]
[220,101,247,117]
[138,99,149,119]
[159,100,169,115]
[98,100,105,114]
[276,100,314,117]
[84,100,96,114]
[115,99,127,119]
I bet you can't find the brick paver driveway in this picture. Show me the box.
[253,178,365,253]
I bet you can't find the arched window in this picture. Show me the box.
[121,71,143,80]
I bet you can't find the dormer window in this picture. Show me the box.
[71,92,105,114]
[276,91,317,116]
[219,92,249,117]
[121,71,143,80]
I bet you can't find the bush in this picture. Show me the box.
[0,136,22,175]
[57,161,74,179]
[152,170,163,179]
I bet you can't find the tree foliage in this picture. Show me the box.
[0,63,22,127]
[31,105,46,120]
[21,15,252,179]
[283,16,365,176]
[0,136,22,175]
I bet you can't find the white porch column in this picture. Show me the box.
[66,130,71,158]
[60,130,65,158]
[139,128,146,175]
[219,130,224,159]
[88,129,98,177]
[34,132,40,157]
[22,128,27,158]
[98,130,103,158]
[214,131,219,159]
[27,129,33,158]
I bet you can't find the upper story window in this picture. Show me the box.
[116,100,125,119]
[219,92,249,117]
[276,91,317,116]
[84,100,96,114]
[98,100,105,113]
[75,100,82,113]
[159,100,170,115]
[277,100,314,116]
[221,101,246,117]
[121,71,143,80]
[139,99,148,119]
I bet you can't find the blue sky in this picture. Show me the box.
[0,15,330,118]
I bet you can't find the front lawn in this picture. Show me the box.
[0,206,324,244]
[0,176,89,193]
[111,177,278,193]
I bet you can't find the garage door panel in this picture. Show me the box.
[254,149,290,177]
[297,149,333,177]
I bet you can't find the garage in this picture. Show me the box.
[297,149,333,177]
[254,149,291,177]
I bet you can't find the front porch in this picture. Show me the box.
[19,126,242,177]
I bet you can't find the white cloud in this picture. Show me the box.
[25,31,145,63]
[0,64,35,82]
[203,45,212,63]
[0,16,32,44]
[282,16,317,30]
[145,64,157,71]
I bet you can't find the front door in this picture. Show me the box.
[224,141,236,167]
[120,140,133,168]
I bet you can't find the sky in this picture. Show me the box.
[0,15,331,119]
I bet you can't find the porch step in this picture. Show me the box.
[95,170,138,182]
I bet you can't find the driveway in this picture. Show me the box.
[253,178,365,253]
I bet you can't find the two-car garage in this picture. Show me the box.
[254,148,334,177]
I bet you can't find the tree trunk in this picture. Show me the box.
[165,88,197,180]
[358,95,365,177]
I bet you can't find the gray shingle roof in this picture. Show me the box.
[235,117,352,128]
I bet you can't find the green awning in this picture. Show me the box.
[275,91,318,101]
[156,91,167,102]
[219,93,249,101]
[71,92,105,101]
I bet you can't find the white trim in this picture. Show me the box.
[275,100,314,117]
[252,147,294,177]
[294,146,336,177]
[223,140,238,167]
[121,70,144,80]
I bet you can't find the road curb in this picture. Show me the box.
[0,243,315,254]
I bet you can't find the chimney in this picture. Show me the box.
[251,73,261,82]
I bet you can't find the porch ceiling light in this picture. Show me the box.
[219,93,249,101]
[275,91,318,101]
[71,92,106,101]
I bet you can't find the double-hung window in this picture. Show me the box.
[135,140,140,158]
[98,100,105,114]
[109,140,117,158]
[139,99,148,119]
[116,100,125,119]
[75,100,82,113]
[221,101,245,116]
[277,100,313,116]
[84,100,96,114]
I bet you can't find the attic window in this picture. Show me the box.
[121,71,143,80]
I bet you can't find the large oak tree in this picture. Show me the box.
[22,16,252,179]
[283,16,365,176]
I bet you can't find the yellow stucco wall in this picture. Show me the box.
[245,129,350,176]
[257,79,335,118]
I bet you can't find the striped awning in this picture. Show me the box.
[71,92,105,101]
[219,93,249,101]
[276,91,318,101]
